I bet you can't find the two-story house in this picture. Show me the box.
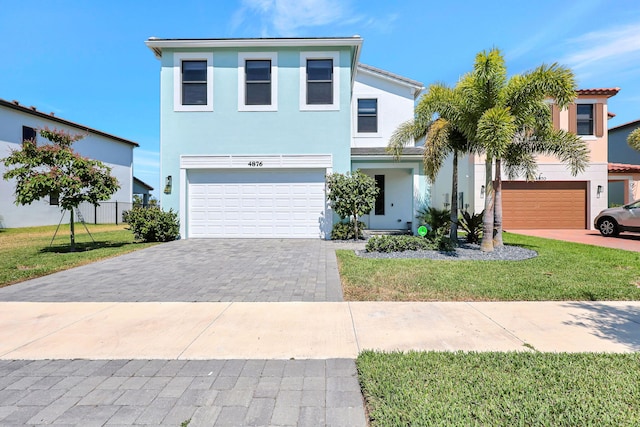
[145,37,424,239]
[431,88,619,230]
[0,99,138,228]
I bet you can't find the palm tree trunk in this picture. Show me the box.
[480,157,494,252]
[69,208,76,252]
[493,158,504,247]
[449,150,458,245]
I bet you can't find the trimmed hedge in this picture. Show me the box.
[366,234,455,253]
[123,206,180,242]
[331,220,367,240]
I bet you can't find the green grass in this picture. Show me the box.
[0,224,157,287]
[357,350,640,427]
[337,233,640,301]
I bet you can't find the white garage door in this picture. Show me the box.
[188,169,326,238]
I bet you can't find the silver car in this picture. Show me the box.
[595,199,640,237]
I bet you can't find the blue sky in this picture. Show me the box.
[2,0,640,197]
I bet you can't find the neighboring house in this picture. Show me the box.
[0,99,138,228]
[432,88,619,230]
[145,36,425,239]
[608,119,640,205]
[133,177,154,207]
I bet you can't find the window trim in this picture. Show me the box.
[355,97,379,135]
[299,51,340,111]
[572,99,603,139]
[238,52,278,112]
[173,52,214,112]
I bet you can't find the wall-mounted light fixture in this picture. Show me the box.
[480,185,485,198]
[597,185,603,198]
[164,175,172,194]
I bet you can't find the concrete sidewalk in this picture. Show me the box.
[2,301,639,359]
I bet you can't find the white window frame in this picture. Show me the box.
[238,52,278,112]
[575,99,597,140]
[299,51,340,111]
[354,96,380,137]
[173,52,214,112]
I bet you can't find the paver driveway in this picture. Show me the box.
[0,239,367,426]
[0,239,343,302]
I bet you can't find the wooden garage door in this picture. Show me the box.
[501,181,587,229]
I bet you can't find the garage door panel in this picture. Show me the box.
[502,181,586,229]
[188,169,325,238]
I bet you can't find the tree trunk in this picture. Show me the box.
[449,150,458,245]
[69,208,76,252]
[353,212,358,241]
[480,157,495,252]
[493,158,503,247]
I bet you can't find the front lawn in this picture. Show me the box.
[337,233,640,301]
[0,224,157,287]
[357,350,640,427]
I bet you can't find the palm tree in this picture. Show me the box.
[388,83,479,244]
[392,49,589,252]
[468,49,589,251]
[629,128,640,152]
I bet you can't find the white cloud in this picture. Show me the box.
[560,22,640,78]
[232,0,357,36]
[133,149,159,173]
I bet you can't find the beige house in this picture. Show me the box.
[431,88,619,230]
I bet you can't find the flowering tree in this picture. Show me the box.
[2,127,119,250]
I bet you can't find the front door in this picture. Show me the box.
[362,169,413,230]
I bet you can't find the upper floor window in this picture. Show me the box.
[246,60,271,105]
[22,126,37,146]
[182,61,207,105]
[173,52,213,112]
[576,104,594,135]
[357,99,378,133]
[307,59,333,104]
[300,52,340,111]
[238,52,278,111]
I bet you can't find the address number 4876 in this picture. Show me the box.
[248,161,263,167]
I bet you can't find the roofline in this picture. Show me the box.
[609,118,640,132]
[145,36,364,59]
[357,63,424,98]
[133,176,154,191]
[0,99,139,148]
[576,88,620,98]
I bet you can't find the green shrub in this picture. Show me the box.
[366,235,438,253]
[459,210,484,243]
[123,206,180,242]
[331,220,366,240]
[416,206,451,239]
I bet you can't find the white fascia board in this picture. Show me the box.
[146,37,363,58]
[357,66,424,98]
[351,155,424,161]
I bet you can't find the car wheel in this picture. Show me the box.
[597,218,619,237]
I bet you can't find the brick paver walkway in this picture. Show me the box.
[0,359,365,426]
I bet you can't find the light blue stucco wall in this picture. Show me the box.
[159,46,354,212]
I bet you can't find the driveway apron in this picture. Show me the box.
[0,239,368,426]
[0,239,343,302]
